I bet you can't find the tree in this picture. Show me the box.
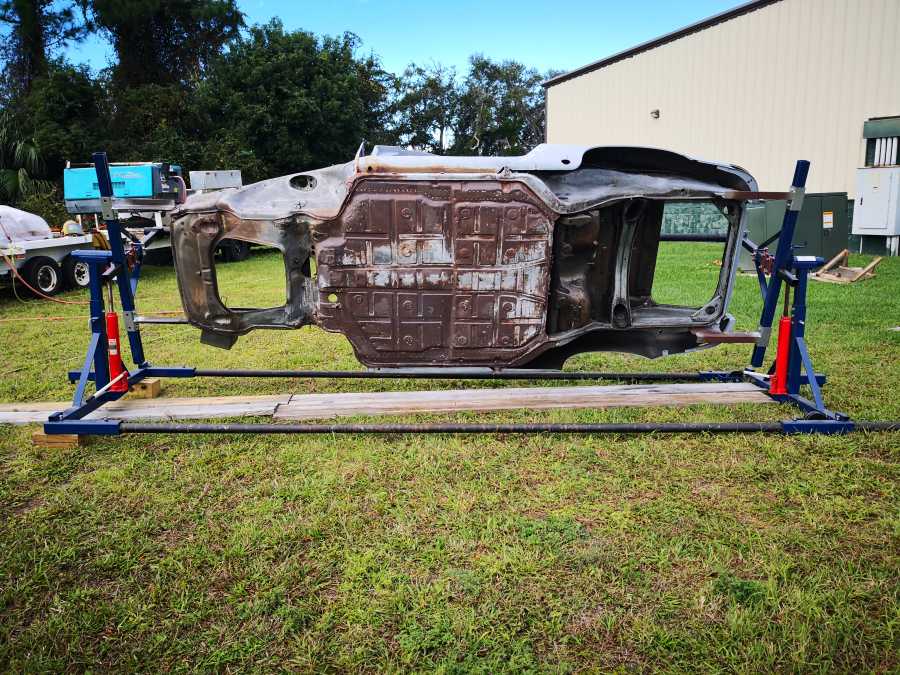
[392,63,458,154]
[391,56,552,157]
[24,62,104,171]
[449,55,546,156]
[86,0,244,88]
[0,0,88,96]
[193,20,397,180]
[0,109,47,202]
[356,52,398,149]
[103,82,202,166]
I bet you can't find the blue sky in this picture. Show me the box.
[65,0,742,76]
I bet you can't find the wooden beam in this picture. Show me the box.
[274,382,773,421]
[0,395,291,425]
[850,256,883,282]
[2,385,774,426]
[817,248,849,275]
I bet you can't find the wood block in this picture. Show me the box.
[130,378,162,399]
[31,432,88,449]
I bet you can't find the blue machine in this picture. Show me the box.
[63,162,183,214]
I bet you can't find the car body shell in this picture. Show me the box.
[169,144,760,368]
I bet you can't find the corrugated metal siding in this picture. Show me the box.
[546,0,900,197]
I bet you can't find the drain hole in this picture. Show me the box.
[290,174,317,190]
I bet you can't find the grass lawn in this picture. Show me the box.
[1,244,898,671]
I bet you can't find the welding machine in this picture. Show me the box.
[63,162,184,214]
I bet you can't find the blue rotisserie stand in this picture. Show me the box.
[44,153,899,437]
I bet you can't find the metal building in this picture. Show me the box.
[544,0,900,200]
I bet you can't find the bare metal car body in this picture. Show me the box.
[170,145,760,369]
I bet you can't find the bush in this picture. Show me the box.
[16,185,71,228]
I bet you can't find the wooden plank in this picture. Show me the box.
[850,256,883,282]
[0,395,290,425]
[91,394,290,421]
[274,382,773,421]
[0,402,62,425]
[1,384,774,426]
[817,248,849,275]
[812,272,852,284]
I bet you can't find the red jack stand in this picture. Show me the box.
[105,311,129,393]
[769,285,792,396]
[768,316,792,395]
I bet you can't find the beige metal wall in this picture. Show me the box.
[546,0,900,197]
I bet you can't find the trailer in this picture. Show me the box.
[0,205,101,295]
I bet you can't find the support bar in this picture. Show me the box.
[117,421,900,435]
[659,233,728,243]
[92,151,148,367]
[190,369,734,382]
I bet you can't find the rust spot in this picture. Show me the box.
[315,178,555,367]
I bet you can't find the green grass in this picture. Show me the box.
[1,246,898,672]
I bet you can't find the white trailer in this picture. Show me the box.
[0,205,99,295]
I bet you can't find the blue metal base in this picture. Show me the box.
[45,419,122,435]
[781,419,855,434]
[45,364,857,437]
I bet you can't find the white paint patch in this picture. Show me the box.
[421,239,452,264]
[369,270,392,287]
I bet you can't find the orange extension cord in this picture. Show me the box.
[1,250,91,305]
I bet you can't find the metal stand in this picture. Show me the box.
[44,156,898,437]
[46,152,192,434]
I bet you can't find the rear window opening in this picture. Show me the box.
[548,199,736,335]
[650,201,730,308]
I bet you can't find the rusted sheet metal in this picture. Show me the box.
[722,191,789,200]
[691,328,762,344]
[169,144,761,368]
[170,208,316,348]
[315,178,555,366]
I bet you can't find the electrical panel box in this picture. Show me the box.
[63,162,183,214]
[740,193,849,270]
[853,167,900,236]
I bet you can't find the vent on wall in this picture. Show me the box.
[866,137,899,167]
[863,116,900,168]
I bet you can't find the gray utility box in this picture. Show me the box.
[852,166,900,256]
[739,193,849,271]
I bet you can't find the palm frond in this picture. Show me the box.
[17,168,52,197]
[13,139,42,174]
[0,168,21,200]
